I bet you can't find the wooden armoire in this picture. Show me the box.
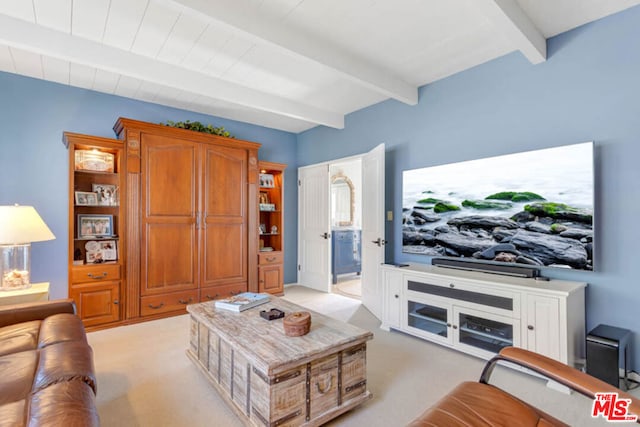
[113,118,261,321]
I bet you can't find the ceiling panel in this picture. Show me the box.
[0,0,35,22]
[130,1,180,58]
[221,45,320,98]
[399,21,512,86]
[181,24,233,71]
[257,0,307,19]
[71,0,110,42]
[517,0,640,37]
[33,0,71,33]
[102,0,149,51]
[156,9,208,65]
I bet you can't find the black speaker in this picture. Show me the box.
[586,324,631,389]
[431,258,539,278]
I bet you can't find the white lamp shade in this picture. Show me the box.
[0,205,56,244]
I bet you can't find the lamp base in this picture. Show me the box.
[0,270,31,291]
[1,244,31,291]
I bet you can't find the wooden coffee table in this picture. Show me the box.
[187,296,373,427]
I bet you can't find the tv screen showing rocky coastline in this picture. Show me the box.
[402,142,594,271]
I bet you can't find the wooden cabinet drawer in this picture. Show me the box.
[140,289,198,316]
[71,264,120,284]
[258,252,283,265]
[200,283,247,302]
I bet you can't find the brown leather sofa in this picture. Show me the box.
[0,299,99,426]
[409,346,640,426]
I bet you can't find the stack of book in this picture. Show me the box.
[214,292,270,312]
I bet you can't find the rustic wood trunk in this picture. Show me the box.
[187,297,373,426]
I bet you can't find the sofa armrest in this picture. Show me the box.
[0,299,76,328]
[482,346,640,421]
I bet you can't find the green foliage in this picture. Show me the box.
[524,202,592,223]
[433,202,460,213]
[462,200,512,210]
[161,120,234,138]
[486,191,544,202]
[416,197,445,204]
[550,223,566,233]
[524,202,567,216]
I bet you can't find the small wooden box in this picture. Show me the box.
[283,311,311,336]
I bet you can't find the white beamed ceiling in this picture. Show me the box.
[0,0,638,133]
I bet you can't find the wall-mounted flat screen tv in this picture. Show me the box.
[402,142,594,271]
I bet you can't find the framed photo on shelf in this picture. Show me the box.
[85,240,117,263]
[259,191,270,204]
[78,214,114,239]
[92,184,118,206]
[259,173,275,188]
[75,191,98,206]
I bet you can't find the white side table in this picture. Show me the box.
[0,282,50,306]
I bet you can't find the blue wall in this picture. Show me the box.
[298,6,640,368]
[0,73,298,298]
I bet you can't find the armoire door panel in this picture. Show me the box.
[203,144,246,217]
[143,134,198,217]
[143,223,198,294]
[141,133,200,297]
[203,222,246,285]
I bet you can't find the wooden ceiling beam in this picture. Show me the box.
[0,14,344,129]
[168,0,419,105]
[475,0,546,64]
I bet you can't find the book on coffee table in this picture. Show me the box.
[214,292,270,312]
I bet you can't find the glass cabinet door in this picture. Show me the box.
[454,307,520,359]
[406,300,452,345]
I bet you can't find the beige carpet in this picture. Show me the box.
[332,276,361,299]
[88,285,635,426]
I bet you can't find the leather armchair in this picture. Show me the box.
[409,346,640,426]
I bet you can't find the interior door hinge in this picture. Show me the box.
[298,264,301,271]
[298,180,301,186]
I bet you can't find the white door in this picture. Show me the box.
[297,164,331,292]
[361,143,385,320]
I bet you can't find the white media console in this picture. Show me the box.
[380,263,587,366]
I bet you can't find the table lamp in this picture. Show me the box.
[0,205,55,291]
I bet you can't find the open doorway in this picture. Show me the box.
[329,160,362,300]
[298,143,385,320]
